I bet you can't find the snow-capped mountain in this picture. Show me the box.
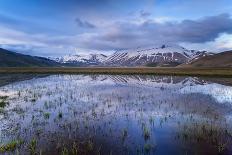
[54,54,107,66]
[53,44,212,66]
[104,44,210,66]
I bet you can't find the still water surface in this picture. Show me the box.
[0,74,232,155]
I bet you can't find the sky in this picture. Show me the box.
[0,0,232,57]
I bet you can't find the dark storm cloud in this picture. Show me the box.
[75,18,96,29]
[78,13,232,50]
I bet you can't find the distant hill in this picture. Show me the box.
[182,50,232,67]
[0,48,60,67]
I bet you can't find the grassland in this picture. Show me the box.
[0,67,231,77]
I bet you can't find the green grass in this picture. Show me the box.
[0,139,23,153]
[0,96,8,100]
[0,95,9,108]
[43,112,50,119]
[0,67,232,77]
[28,138,37,155]
[144,143,153,153]
[143,127,150,140]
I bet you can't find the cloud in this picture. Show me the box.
[1,13,232,56]
[140,10,151,18]
[75,18,96,29]
[76,13,232,50]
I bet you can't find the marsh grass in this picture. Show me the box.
[0,100,8,108]
[177,120,232,154]
[144,143,153,153]
[143,127,150,141]
[43,112,50,119]
[0,95,9,108]
[58,111,63,119]
[0,139,23,153]
[0,96,8,100]
[0,74,232,154]
[28,138,37,155]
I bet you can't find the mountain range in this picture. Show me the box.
[0,44,231,67]
[54,44,212,67]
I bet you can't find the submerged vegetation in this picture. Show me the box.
[0,74,232,154]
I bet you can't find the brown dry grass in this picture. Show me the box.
[0,67,231,77]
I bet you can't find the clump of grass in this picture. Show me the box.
[149,117,155,125]
[44,101,49,109]
[0,96,9,108]
[28,138,37,155]
[144,143,153,153]
[43,112,50,119]
[31,98,36,102]
[86,140,94,151]
[143,127,150,140]
[121,128,128,141]
[0,100,8,108]
[0,96,8,100]
[61,147,68,155]
[58,111,63,119]
[218,142,227,153]
[0,139,23,153]
[71,142,79,154]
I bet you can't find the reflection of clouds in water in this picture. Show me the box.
[180,83,232,103]
[1,75,232,104]
[0,90,16,98]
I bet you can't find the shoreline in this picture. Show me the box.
[0,67,232,77]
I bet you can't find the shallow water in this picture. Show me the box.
[0,74,232,155]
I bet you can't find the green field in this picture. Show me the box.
[0,67,232,77]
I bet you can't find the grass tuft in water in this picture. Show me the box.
[58,111,63,119]
[0,95,9,108]
[143,127,150,141]
[0,139,23,153]
[43,112,50,119]
[144,143,153,153]
[28,138,37,155]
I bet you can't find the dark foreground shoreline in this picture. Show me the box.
[0,67,232,77]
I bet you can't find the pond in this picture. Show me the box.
[0,74,232,155]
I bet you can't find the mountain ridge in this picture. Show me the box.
[0,48,60,67]
[182,50,232,67]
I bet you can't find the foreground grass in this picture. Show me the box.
[0,67,231,77]
[0,140,23,153]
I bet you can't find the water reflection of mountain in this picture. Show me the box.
[0,74,48,86]
[1,74,232,87]
[86,75,216,86]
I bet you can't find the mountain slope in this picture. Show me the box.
[183,50,232,67]
[0,48,60,67]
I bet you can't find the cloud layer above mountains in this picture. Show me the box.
[0,0,231,56]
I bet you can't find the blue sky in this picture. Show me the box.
[0,0,232,56]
